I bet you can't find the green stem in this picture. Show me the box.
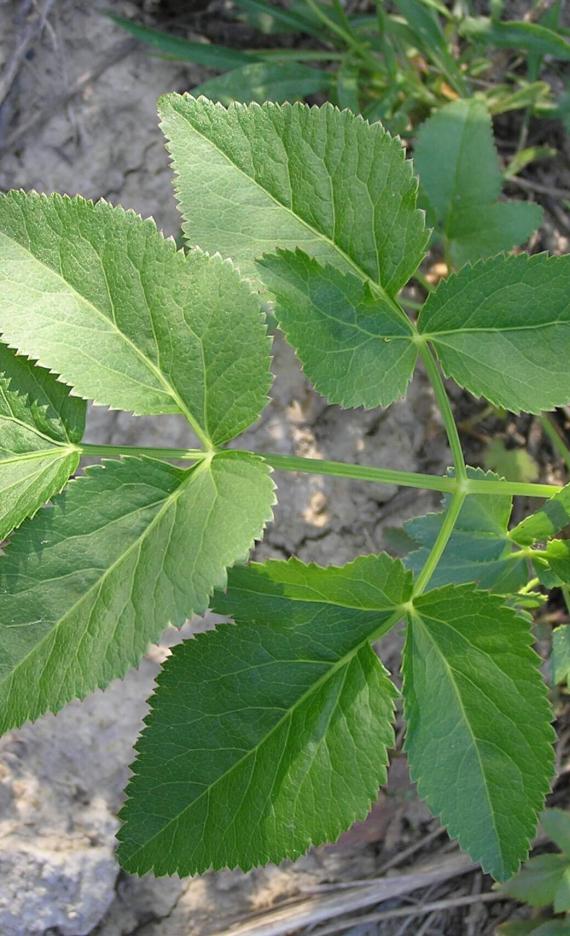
[562,585,570,616]
[257,451,457,493]
[78,444,562,498]
[519,577,541,595]
[418,343,467,480]
[81,443,207,461]
[413,490,466,595]
[466,478,560,498]
[540,413,570,474]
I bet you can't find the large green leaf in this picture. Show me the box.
[117,554,410,875]
[404,584,554,880]
[0,193,271,446]
[415,100,541,266]
[258,249,417,408]
[418,254,570,414]
[158,95,428,297]
[511,482,570,545]
[0,452,275,732]
[193,62,332,105]
[0,344,85,540]
[404,468,527,592]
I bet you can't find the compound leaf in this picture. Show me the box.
[0,193,270,446]
[117,554,411,875]
[258,249,417,408]
[192,61,332,105]
[418,254,570,413]
[404,584,554,880]
[404,467,526,592]
[511,482,570,545]
[0,344,86,540]
[158,95,428,297]
[0,452,275,732]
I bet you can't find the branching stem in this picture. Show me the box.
[79,444,561,498]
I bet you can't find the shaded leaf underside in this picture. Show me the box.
[159,94,428,298]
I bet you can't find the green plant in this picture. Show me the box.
[109,0,570,132]
[2,95,570,882]
[498,809,570,934]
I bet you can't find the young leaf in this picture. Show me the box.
[542,809,570,857]
[404,467,527,592]
[418,254,570,414]
[0,452,275,732]
[404,584,554,880]
[158,95,428,297]
[415,100,502,221]
[501,854,570,911]
[0,193,271,446]
[0,344,85,540]
[258,249,417,409]
[415,100,541,266]
[117,554,411,875]
[192,62,332,105]
[511,482,570,545]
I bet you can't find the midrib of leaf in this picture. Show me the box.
[0,232,212,449]
[225,580,403,612]
[0,458,207,688]
[173,116,414,332]
[424,321,570,338]
[0,407,74,451]
[0,372,73,443]
[301,301,413,342]
[443,107,475,239]
[122,605,403,865]
[410,610,504,868]
[0,446,76,467]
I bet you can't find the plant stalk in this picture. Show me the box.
[413,489,466,595]
[418,343,467,480]
[79,444,561,498]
